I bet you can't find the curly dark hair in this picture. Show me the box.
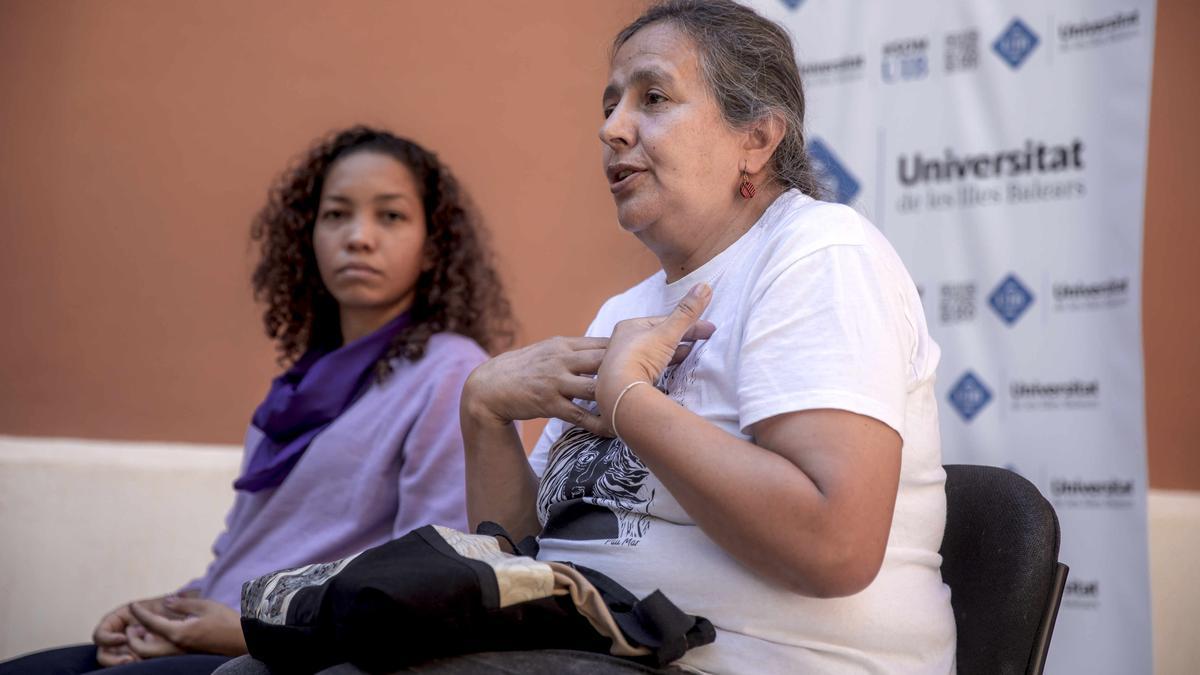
[250,125,515,378]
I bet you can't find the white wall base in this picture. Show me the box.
[1147,489,1200,675]
[0,435,1196,672]
[0,436,240,661]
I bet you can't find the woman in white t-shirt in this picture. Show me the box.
[463,1,957,673]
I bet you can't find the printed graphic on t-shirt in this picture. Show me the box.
[537,427,654,546]
[536,342,707,546]
[662,336,707,404]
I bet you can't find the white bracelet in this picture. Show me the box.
[611,380,652,442]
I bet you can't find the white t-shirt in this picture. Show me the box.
[530,190,956,674]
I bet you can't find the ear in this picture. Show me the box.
[742,111,787,176]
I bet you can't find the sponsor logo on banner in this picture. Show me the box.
[1051,476,1135,509]
[1059,10,1140,50]
[939,282,976,324]
[881,37,929,82]
[1053,277,1131,311]
[993,18,1040,69]
[779,0,806,10]
[898,139,1084,186]
[1063,579,1101,609]
[1010,379,1100,409]
[948,371,992,421]
[809,138,860,204]
[944,29,980,73]
[989,274,1034,325]
[894,138,1086,214]
[801,54,865,85]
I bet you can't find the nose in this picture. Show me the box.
[599,97,635,150]
[344,215,376,252]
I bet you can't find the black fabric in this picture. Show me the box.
[540,500,621,541]
[569,566,715,666]
[473,521,539,559]
[241,524,714,675]
[939,464,1066,675]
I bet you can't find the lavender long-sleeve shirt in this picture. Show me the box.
[185,332,487,609]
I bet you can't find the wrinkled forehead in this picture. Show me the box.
[606,21,703,92]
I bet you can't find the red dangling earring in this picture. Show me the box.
[739,170,757,200]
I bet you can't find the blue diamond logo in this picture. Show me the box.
[780,0,806,9]
[988,274,1034,325]
[948,371,993,422]
[808,138,860,204]
[993,18,1039,69]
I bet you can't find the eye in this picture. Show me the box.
[602,102,617,119]
[380,210,407,223]
[319,209,348,222]
[645,91,668,106]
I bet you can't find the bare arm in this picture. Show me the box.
[606,387,899,596]
[460,337,610,540]
[460,403,542,540]
[596,284,902,597]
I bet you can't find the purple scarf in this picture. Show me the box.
[234,312,412,492]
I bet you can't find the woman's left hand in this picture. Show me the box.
[126,595,248,658]
[596,283,715,425]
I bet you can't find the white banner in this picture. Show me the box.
[751,0,1156,672]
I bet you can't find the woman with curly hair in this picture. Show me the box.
[0,126,514,674]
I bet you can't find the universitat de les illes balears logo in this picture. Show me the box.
[994,18,1040,69]
[948,371,993,422]
[989,274,1035,325]
[808,138,860,205]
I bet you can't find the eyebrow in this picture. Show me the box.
[323,193,412,204]
[602,65,676,102]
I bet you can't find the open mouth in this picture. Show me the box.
[608,165,646,192]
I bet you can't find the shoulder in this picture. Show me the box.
[749,192,912,292]
[760,191,872,261]
[417,332,490,367]
[376,332,488,396]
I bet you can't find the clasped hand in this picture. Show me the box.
[92,594,246,665]
[465,283,714,433]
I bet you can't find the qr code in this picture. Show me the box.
[940,283,976,323]
[945,30,979,72]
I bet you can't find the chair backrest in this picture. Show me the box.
[939,464,1069,675]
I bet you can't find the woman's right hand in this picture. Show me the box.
[93,602,140,666]
[462,336,610,436]
[92,594,186,665]
[93,596,173,666]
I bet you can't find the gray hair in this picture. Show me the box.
[613,0,823,198]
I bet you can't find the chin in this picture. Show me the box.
[614,201,659,234]
[330,291,381,309]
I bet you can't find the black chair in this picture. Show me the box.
[940,464,1069,675]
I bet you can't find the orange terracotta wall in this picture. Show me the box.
[1142,0,1200,491]
[0,0,652,446]
[1,0,1196,490]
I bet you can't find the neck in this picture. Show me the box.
[640,183,785,283]
[338,298,412,346]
